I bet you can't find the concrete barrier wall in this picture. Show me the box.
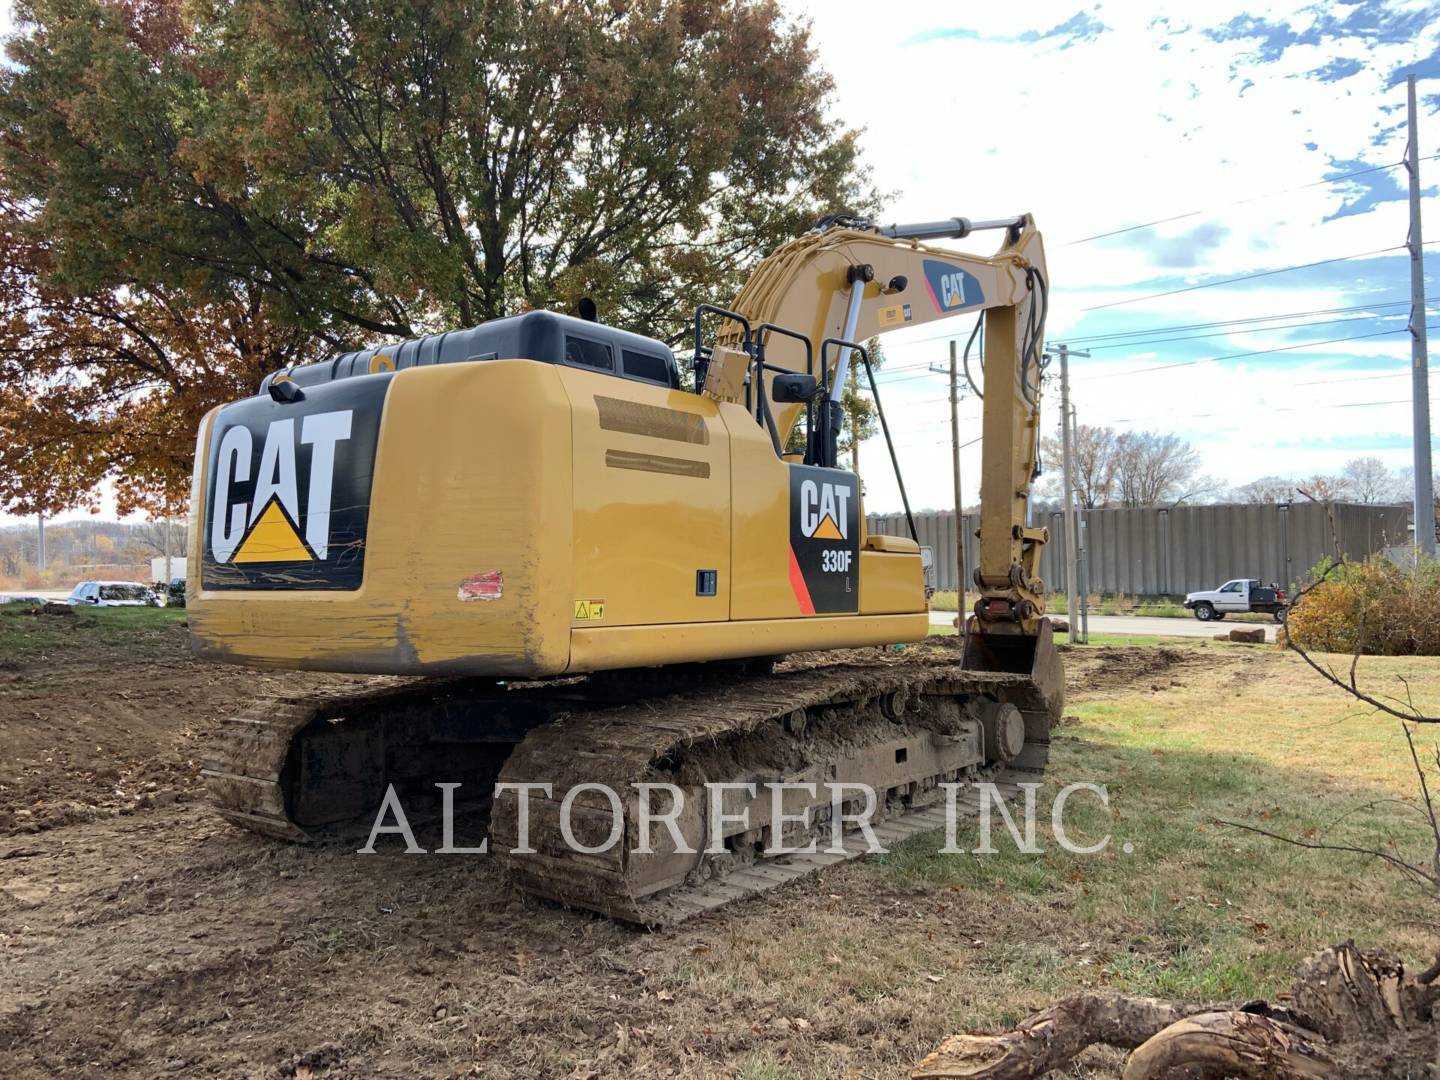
[866,502,1411,595]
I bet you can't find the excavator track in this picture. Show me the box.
[204,644,1061,928]
[202,677,551,841]
[493,657,1055,927]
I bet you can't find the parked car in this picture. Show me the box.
[161,577,186,609]
[66,581,161,607]
[1183,579,1288,623]
[0,593,49,605]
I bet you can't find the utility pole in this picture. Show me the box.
[1070,403,1090,644]
[929,344,968,624]
[1052,343,1088,643]
[1407,74,1436,555]
[949,341,965,624]
[36,512,46,574]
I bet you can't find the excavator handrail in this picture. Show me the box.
[753,322,813,377]
[753,322,814,458]
[819,337,917,544]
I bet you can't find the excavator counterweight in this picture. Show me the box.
[190,212,1063,924]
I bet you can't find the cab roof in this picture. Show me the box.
[263,310,680,393]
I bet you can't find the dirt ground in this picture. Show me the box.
[0,615,1330,1078]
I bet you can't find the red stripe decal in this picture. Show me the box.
[787,545,815,615]
[922,275,943,312]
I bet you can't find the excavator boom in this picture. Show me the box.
[714,213,1052,636]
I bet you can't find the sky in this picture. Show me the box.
[790,0,1440,512]
[5,0,1440,524]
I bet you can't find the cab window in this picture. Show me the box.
[1220,581,1242,593]
[565,336,614,372]
[622,349,672,386]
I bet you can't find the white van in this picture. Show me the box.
[66,581,160,607]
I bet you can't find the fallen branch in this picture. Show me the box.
[911,993,1206,1079]
[913,943,1436,1080]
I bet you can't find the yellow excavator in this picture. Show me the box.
[188,212,1062,925]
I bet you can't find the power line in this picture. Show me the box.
[874,366,961,387]
[1066,155,1440,246]
[1057,297,1426,344]
[899,381,1433,433]
[888,388,1440,448]
[1294,370,1409,387]
[876,319,1418,387]
[875,297,1436,372]
[1105,393,1437,426]
[1078,311,1411,351]
[1082,245,1412,312]
[1084,325,1425,381]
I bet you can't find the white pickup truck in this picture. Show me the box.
[1183,579,1288,623]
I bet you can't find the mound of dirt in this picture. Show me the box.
[1064,644,1222,697]
[0,617,369,837]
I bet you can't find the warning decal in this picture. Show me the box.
[574,599,607,621]
[787,465,860,615]
[877,303,913,328]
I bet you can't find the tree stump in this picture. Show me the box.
[913,941,1438,1080]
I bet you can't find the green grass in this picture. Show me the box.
[1065,632,1191,647]
[731,1055,809,1080]
[867,647,1439,1007]
[0,603,185,659]
[607,642,1438,1074]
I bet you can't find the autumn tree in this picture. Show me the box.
[1,0,871,340]
[1295,473,1350,502]
[0,0,873,515]
[0,203,327,516]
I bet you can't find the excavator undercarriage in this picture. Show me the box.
[204,629,1059,927]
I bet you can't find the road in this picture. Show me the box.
[928,608,1278,642]
[0,590,69,602]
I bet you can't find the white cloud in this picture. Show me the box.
[792,0,1440,510]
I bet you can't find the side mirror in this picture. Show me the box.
[771,373,819,403]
